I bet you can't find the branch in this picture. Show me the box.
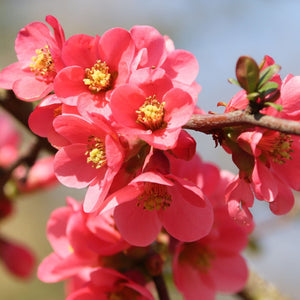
[184,111,300,136]
[153,274,170,300]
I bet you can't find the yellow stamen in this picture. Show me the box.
[85,136,106,169]
[137,183,172,211]
[30,45,55,80]
[83,60,111,93]
[258,131,293,164]
[53,105,62,118]
[136,95,167,131]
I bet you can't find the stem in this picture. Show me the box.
[153,274,170,300]
[184,111,300,136]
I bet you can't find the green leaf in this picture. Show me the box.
[236,56,259,93]
[257,64,281,89]
[264,102,283,111]
[247,92,260,101]
[228,78,240,86]
[258,81,279,95]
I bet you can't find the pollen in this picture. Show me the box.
[85,136,106,169]
[83,60,111,93]
[136,95,167,131]
[53,105,62,118]
[259,131,293,164]
[137,183,172,211]
[30,45,55,80]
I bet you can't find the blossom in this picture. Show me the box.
[102,169,213,247]
[38,197,129,283]
[13,156,58,193]
[0,236,35,279]
[172,207,248,300]
[0,111,21,167]
[66,268,155,300]
[28,94,77,147]
[52,113,124,212]
[53,28,135,117]
[110,68,195,150]
[130,25,201,102]
[223,58,300,224]
[0,15,65,101]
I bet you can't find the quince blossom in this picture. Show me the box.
[223,58,300,225]
[66,268,155,300]
[0,236,35,279]
[130,25,201,103]
[38,197,129,283]
[0,16,65,101]
[53,28,135,119]
[110,68,195,150]
[172,207,248,300]
[52,113,124,212]
[102,169,213,247]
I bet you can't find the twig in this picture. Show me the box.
[153,274,171,300]
[184,111,300,136]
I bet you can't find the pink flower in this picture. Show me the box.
[168,153,233,208]
[53,113,124,212]
[28,94,77,147]
[172,207,249,300]
[0,111,21,167]
[130,25,201,102]
[38,197,129,283]
[165,130,196,161]
[13,156,58,193]
[0,236,35,279]
[110,68,195,150]
[53,28,135,113]
[66,268,155,300]
[223,59,300,224]
[102,169,213,247]
[0,15,65,101]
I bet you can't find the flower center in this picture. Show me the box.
[179,243,215,273]
[85,136,106,168]
[136,95,167,131]
[137,183,172,211]
[30,45,56,80]
[83,60,111,93]
[258,131,293,164]
[108,285,138,300]
[53,105,62,118]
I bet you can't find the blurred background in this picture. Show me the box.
[0,0,300,299]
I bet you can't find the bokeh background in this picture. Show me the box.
[1,0,300,299]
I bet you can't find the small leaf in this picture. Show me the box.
[247,92,260,101]
[258,81,279,95]
[264,102,283,111]
[236,56,259,93]
[228,78,240,86]
[257,64,281,89]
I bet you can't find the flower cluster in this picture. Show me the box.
[2,15,300,300]
[222,56,300,226]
